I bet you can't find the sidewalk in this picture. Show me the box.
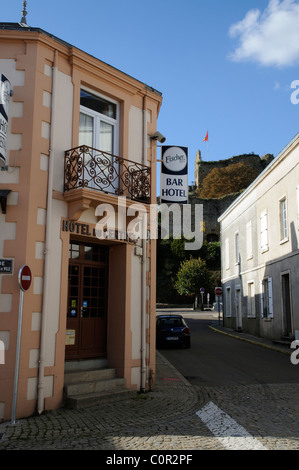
[209,323,292,356]
[0,326,293,450]
[0,350,198,450]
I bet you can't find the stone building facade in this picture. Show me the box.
[0,22,162,422]
[219,132,299,341]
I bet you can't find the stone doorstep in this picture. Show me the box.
[64,367,116,386]
[65,377,127,396]
[65,389,137,409]
[64,368,136,409]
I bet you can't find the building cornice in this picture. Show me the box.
[0,23,162,102]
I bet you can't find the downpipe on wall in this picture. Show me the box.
[37,51,58,414]
[140,97,148,393]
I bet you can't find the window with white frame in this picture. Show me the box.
[247,281,255,317]
[279,197,288,241]
[246,221,253,260]
[79,89,118,154]
[260,210,268,252]
[260,277,273,318]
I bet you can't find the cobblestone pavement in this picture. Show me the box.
[1,326,299,451]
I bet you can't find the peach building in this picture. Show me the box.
[0,21,162,421]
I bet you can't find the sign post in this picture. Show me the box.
[200,287,205,311]
[11,265,32,425]
[215,287,223,325]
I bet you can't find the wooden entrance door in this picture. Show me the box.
[66,242,108,360]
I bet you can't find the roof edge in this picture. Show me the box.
[0,22,163,97]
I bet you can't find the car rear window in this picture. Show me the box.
[157,317,184,327]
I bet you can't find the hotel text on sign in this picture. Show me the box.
[160,146,188,204]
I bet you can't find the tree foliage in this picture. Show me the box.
[198,162,259,198]
[175,257,210,297]
[156,239,221,303]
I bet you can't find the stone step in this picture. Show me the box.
[65,388,136,409]
[65,376,126,397]
[64,367,136,409]
[64,367,116,386]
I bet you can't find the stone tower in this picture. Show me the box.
[194,149,202,187]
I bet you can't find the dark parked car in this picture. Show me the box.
[156,314,191,349]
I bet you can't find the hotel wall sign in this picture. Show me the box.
[160,146,188,204]
[61,220,136,242]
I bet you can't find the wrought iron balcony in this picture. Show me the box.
[64,145,151,203]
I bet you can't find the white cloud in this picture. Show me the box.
[274,81,281,90]
[229,0,299,67]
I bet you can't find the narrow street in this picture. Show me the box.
[157,310,299,450]
[1,310,299,452]
[158,313,299,386]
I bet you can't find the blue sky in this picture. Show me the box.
[2,0,299,187]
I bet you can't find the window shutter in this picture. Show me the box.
[260,280,264,318]
[268,277,273,318]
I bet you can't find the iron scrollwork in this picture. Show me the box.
[64,145,151,203]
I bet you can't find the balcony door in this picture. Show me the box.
[79,89,119,194]
[66,242,109,360]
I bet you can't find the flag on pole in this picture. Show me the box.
[203,131,208,142]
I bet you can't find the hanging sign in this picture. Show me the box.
[160,146,188,204]
[0,74,12,168]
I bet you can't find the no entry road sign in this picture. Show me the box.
[215,287,222,296]
[18,265,32,291]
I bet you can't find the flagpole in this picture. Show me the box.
[203,131,209,160]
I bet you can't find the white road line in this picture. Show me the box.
[196,401,267,450]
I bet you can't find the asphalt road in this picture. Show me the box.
[157,316,299,387]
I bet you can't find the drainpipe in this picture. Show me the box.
[140,96,147,392]
[37,50,58,414]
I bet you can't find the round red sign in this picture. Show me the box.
[18,265,32,291]
[215,287,222,296]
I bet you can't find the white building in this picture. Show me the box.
[219,132,299,342]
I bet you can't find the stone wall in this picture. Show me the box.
[195,151,274,188]
[192,152,274,240]
[189,192,240,242]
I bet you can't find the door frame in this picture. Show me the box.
[281,271,293,337]
[65,241,109,360]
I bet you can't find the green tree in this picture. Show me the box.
[175,257,210,307]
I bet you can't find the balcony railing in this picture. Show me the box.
[64,145,151,203]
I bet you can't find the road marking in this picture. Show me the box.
[196,401,267,450]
